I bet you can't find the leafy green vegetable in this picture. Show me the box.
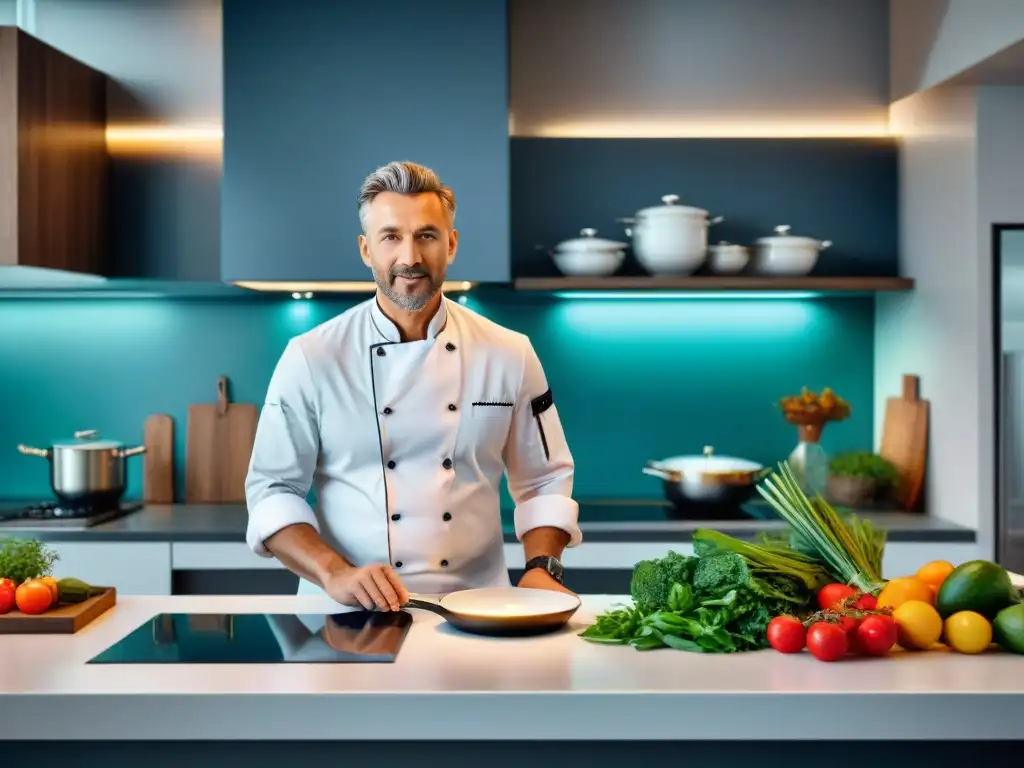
[757,461,886,592]
[582,530,824,653]
[0,537,59,585]
[829,451,899,484]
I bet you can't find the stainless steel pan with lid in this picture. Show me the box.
[643,445,768,518]
[405,587,581,637]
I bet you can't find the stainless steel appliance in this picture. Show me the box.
[999,353,1024,573]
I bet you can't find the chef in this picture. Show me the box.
[244,160,582,612]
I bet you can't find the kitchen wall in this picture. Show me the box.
[0,293,875,502]
[0,0,891,504]
[509,0,890,138]
[875,83,1024,559]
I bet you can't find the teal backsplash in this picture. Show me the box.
[0,291,875,502]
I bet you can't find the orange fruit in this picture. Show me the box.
[876,576,935,610]
[916,560,955,590]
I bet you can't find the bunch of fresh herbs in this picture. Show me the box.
[0,537,59,585]
[757,461,886,592]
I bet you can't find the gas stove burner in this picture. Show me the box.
[0,501,144,527]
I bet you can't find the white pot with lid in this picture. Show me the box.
[618,194,724,276]
[753,225,832,276]
[548,228,627,277]
[707,241,750,275]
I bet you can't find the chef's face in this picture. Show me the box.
[359,191,457,312]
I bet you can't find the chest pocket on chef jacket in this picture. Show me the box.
[469,399,515,448]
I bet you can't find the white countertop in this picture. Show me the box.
[2,594,1023,741]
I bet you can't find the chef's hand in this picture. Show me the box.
[322,563,409,611]
[518,567,577,597]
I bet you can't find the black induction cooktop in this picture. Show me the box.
[87,610,413,664]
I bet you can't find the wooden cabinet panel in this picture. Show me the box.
[0,27,108,275]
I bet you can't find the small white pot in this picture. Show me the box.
[707,241,750,275]
[754,225,832,276]
[550,228,627,277]
[619,194,723,276]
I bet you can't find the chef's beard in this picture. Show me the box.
[373,264,441,311]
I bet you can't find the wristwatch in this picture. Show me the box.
[523,555,564,584]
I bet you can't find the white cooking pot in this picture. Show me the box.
[548,228,627,277]
[618,194,724,276]
[707,241,750,275]
[754,225,832,276]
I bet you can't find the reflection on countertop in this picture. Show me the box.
[0,499,976,543]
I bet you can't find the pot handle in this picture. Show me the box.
[708,215,725,226]
[119,446,148,458]
[17,444,50,459]
[616,217,636,238]
[820,240,833,250]
[643,463,680,481]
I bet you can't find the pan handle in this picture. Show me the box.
[403,598,452,619]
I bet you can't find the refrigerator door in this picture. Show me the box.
[1000,352,1024,572]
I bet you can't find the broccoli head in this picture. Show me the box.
[692,552,750,597]
[629,550,696,609]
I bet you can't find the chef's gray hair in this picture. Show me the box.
[357,161,457,231]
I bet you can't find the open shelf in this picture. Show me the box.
[512,276,914,294]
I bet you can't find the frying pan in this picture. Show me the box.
[404,587,581,637]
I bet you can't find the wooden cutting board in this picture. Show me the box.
[143,414,175,503]
[0,588,116,634]
[879,374,929,511]
[185,376,259,504]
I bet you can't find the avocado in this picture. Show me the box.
[935,560,1015,620]
[993,603,1024,654]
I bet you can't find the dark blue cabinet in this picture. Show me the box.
[222,0,510,284]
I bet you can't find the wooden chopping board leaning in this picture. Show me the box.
[185,376,259,504]
[879,373,929,511]
[143,414,175,503]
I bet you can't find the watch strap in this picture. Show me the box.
[523,555,564,583]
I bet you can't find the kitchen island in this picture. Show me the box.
[2,594,1022,753]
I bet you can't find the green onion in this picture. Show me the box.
[756,461,886,593]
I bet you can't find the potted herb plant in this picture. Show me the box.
[827,451,899,508]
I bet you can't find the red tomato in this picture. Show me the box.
[854,593,878,611]
[856,615,897,656]
[0,577,14,592]
[0,582,15,615]
[15,580,53,615]
[806,621,849,661]
[817,583,856,611]
[766,615,806,654]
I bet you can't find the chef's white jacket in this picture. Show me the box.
[245,295,581,597]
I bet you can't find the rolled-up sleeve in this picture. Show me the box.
[245,339,321,557]
[503,339,582,547]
